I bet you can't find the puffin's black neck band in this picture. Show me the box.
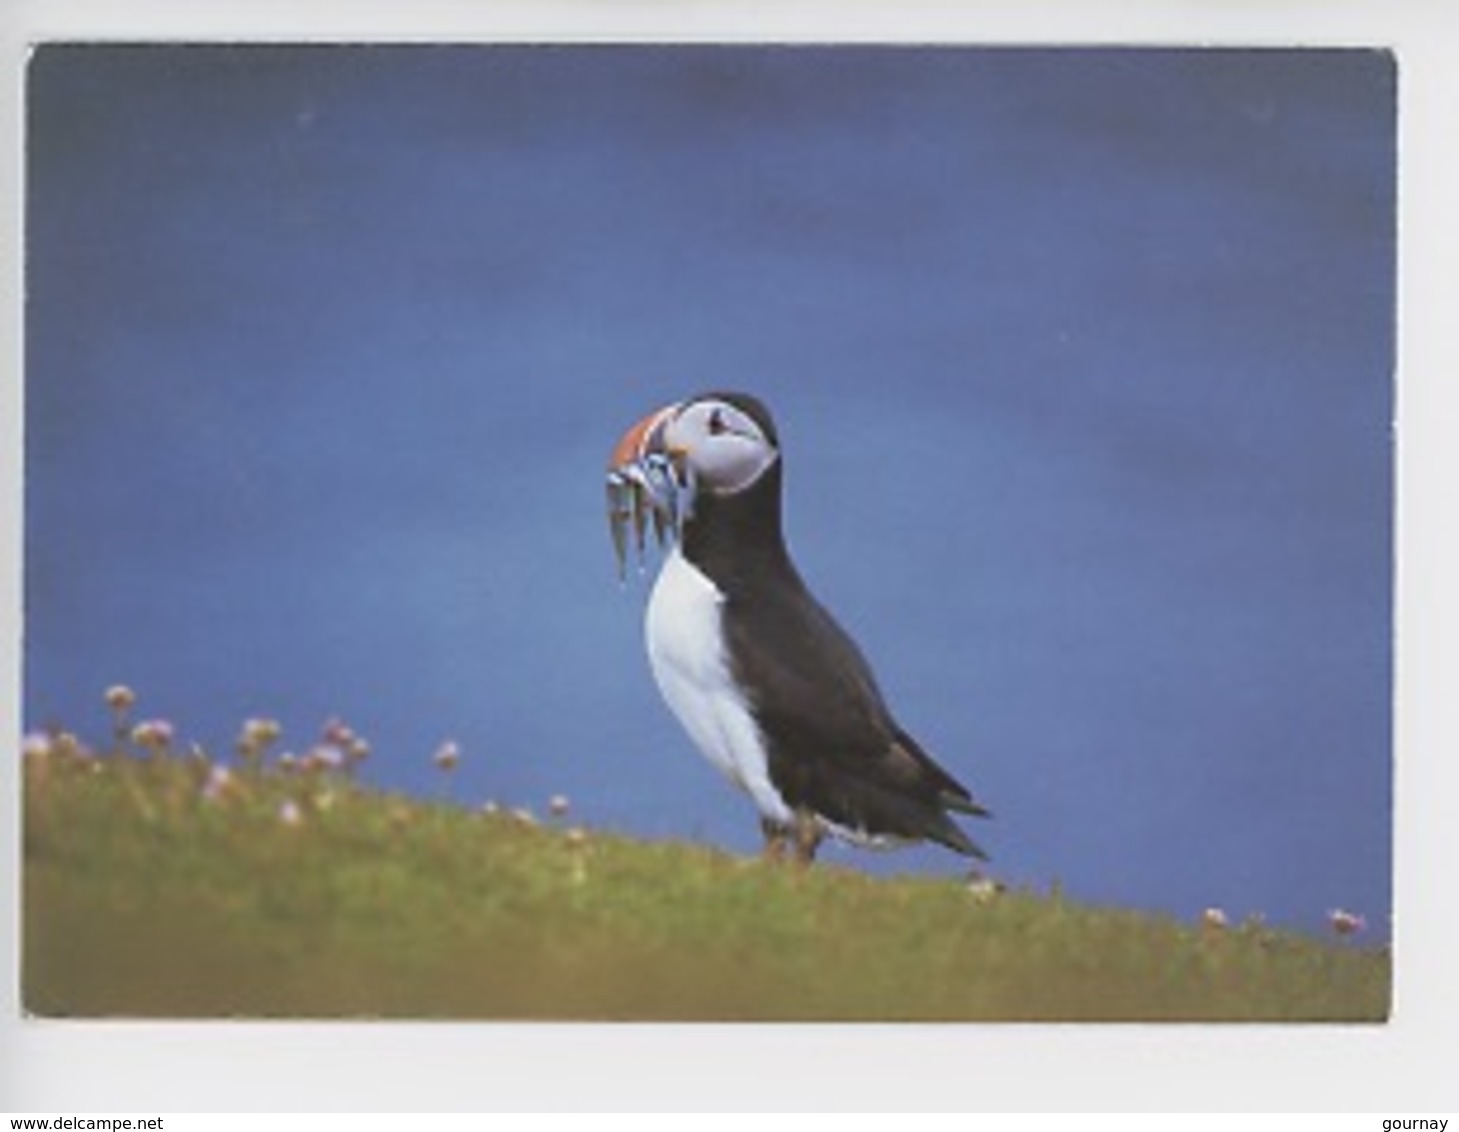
[681,458,793,593]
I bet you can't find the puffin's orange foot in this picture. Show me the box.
[761,814,823,865]
[760,817,790,862]
[791,811,823,866]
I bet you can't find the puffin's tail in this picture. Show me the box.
[891,725,993,856]
[925,809,990,860]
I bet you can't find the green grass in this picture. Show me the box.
[22,739,1389,1022]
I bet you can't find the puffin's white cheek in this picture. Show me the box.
[695,439,773,494]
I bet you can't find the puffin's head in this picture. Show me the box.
[606,391,780,576]
[611,391,779,497]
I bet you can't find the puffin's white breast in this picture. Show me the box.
[644,547,792,824]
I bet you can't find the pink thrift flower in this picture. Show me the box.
[433,741,461,772]
[131,719,175,751]
[104,685,136,713]
[1328,908,1366,937]
[201,764,235,804]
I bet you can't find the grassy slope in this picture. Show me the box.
[22,748,1389,1022]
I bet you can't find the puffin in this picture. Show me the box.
[606,391,989,864]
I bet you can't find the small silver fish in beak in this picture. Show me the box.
[606,402,689,580]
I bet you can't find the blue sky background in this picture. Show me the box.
[24,45,1394,939]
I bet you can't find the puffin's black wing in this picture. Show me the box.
[722,578,989,858]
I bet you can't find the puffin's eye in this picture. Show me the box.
[707,409,727,436]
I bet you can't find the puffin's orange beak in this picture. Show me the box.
[608,402,679,471]
[606,401,686,581]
